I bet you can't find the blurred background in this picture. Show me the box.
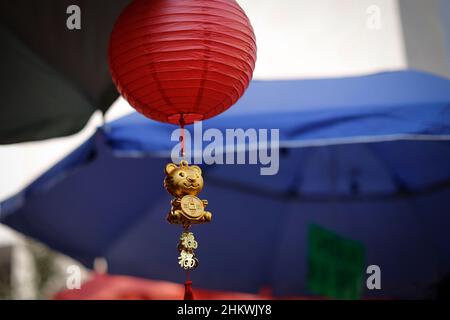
[0,0,449,299]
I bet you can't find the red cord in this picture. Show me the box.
[179,116,185,159]
[181,126,185,159]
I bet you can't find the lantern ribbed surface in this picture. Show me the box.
[109,0,257,125]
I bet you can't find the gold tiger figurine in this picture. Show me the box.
[164,160,212,227]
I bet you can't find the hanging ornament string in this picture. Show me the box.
[180,116,186,160]
[177,145,194,301]
[179,116,197,300]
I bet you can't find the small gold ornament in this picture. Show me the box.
[177,231,199,270]
[179,231,198,251]
[164,160,212,227]
[164,160,212,271]
[178,250,198,270]
[180,195,205,220]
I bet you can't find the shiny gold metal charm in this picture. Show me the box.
[178,250,198,270]
[164,160,212,227]
[164,160,211,270]
[179,231,198,251]
[178,231,199,270]
[180,195,205,220]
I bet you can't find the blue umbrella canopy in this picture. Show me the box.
[1,70,450,299]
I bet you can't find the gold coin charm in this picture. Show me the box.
[180,195,204,220]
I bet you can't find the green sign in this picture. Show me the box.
[307,224,365,299]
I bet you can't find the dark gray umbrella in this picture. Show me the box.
[0,0,130,144]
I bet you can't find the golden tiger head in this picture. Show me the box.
[164,160,204,198]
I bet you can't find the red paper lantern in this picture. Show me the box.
[109,0,257,125]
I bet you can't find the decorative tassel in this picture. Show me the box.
[184,271,194,300]
[184,280,194,300]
